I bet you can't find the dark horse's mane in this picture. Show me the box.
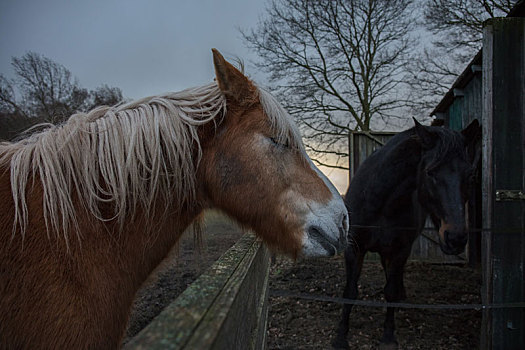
[353,126,468,189]
[412,126,468,170]
[379,125,467,168]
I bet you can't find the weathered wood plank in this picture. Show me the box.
[481,17,525,350]
[125,233,270,349]
[185,236,269,349]
[481,17,495,350]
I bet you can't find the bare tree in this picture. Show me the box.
[9,52,88,123]
[425,0,515,53]
[86,84,123,111]
[408,0,516,114]
[0,75,28,118]
[0,52,123,125]
[0,111,39,141]
[243,0,417,169]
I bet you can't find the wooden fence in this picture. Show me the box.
[348,131,397,185]
[125,233,270,350]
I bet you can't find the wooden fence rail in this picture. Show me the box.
[125,233,270,350]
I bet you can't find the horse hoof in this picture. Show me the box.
[379,342,399,350]
[331,337,350,349]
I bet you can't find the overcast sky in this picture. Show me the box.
[0,0,267,98]
[0,0,349,192]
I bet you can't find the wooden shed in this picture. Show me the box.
[431,3,525,348]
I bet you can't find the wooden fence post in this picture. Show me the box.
[125,234,270,349]
[481,17,525,350]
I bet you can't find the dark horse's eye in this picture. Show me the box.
[469,167,477,181]
[425,169,438,185]
[465,167,477,186]
[425,169,436,179]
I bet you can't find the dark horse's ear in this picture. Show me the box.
[461,119,481,146]
[413,118,436,149]
[462,119,482,165]
[212,48,256,105]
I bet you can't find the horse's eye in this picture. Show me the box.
[425,169,438,185]
[269,136,290,148]
[467,168,476,183]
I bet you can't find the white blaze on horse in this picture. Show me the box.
[0,49,348,349]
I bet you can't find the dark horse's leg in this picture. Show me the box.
[332,245,365,349]
[379,251,410,349]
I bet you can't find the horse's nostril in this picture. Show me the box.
[444,230,467,247]
[342,213,349,231]
[307,226,338,255]
[340,217,348,244]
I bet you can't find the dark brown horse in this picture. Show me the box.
[0,49,348,349]
[333,119,480,349]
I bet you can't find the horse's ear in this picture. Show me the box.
[212,48,255,104]
[462,119,482,165]
[413,118,436,149]
[461,119,481,146]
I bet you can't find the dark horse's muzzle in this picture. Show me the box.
[439,222,468,255]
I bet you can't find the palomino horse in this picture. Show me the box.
[332,119,480,349]
[0,49,348,349]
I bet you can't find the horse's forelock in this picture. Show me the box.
[425,127,467,170]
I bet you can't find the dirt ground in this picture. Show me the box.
[267,256,482,350]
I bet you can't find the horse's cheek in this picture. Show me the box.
[214,151,247,193]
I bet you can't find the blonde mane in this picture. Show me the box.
[0,81,303,244]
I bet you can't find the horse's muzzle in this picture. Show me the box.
[307,223,347,256]
[440,230,468,255]
[302,209,349,257]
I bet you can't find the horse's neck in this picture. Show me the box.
[0,174,203,348]
[67,206,202,344]
[119,207,202,286]
[367,135,421,200]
